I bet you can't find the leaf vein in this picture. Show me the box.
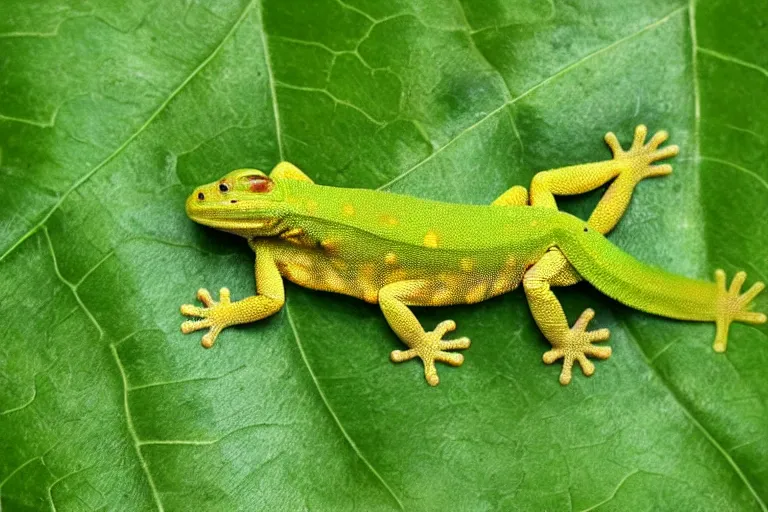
[129,365,247,391]
[377,5,686,191]
[110,344,165,512]
[689,1,701,161]
[700,157,768,192]
[579,469,640,512]
[257,1,284,159]
[622,320,767,511]
[698,47,768,78]
[0,0,258,264]
[284,303,405,511]
[276,81,386,126]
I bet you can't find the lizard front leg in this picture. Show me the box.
[379,280,471,386]
[524,249,611,384]
[180,243,285,347]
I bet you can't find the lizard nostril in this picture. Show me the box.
[197,192,205,200]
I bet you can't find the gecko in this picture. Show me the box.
[180,125,766,386]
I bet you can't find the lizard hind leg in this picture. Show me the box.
[390,320,471,386]
[380,280,471,386]
[713,270,767,352]
[541,308,612,385]
[528,125,678,234]
[523,249,612,385]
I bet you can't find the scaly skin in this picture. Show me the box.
[180,126,766,386]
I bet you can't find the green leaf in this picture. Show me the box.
[1,0,766,509]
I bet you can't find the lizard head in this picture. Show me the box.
[186,169,289,237]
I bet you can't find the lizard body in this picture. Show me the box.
[181,126,766,385]
[254,184,560,305]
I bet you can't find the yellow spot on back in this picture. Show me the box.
[306,200,318,214]
[491,276,510,295]
[321,239,340,253]
[465,282,487,303]
[380,214,400,226]
[282,262,311,286]
[505,255,516,268]
[440,273,459,289]
[459,257,475,272]
[283,228,303,237]
[384,252,398,265]
[342,204,355,216]
[360,263,375,280]
[423,230,440,248]
[281,228,305,245]
[322,269,347,293]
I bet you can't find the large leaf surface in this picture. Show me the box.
[1,0,766,510]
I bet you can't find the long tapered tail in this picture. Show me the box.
[558,231,719,322]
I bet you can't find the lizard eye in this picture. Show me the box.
[247,176,274,194]
[219,183,229,192]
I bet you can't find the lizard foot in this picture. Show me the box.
[713,270,766,352]
[543,308,611,385]
[390,320,471,386]
[180,287,237,348]
[604,124,679,181]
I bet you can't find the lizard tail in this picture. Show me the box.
[558,230,721,322]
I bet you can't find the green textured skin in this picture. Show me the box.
[191,175,720,320]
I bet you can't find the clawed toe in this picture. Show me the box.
[542,348,564,364]
[435,351,464,366]
[390,348,417,362]
[181,319,211,333]
[390,320,470,386]
[631,124,648,148]
[585,345,612,359]
[439,337,471,350]
[714,269,767,351]
[196,288,215,306]
[179,287,235,348]
[543,308,612,385]
[180,304,205,316]
[652,145,679,161]
[605,125,679,182]
[646,129,668,148]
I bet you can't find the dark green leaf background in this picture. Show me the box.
[1,0,766,510]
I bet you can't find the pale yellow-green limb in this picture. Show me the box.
[521,125,680,293]
[491,185,528,206]
[270,161,314,182]
[530,125,679,234]
[180,244,285,347]
[523,249,612,385]
[379,280,471,386]
[713,269,767,352]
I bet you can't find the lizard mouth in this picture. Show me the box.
[188,212,281,237]
[185,195,281,234]
[190,216,279,231]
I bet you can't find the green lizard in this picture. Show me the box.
[180,125,766,386]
